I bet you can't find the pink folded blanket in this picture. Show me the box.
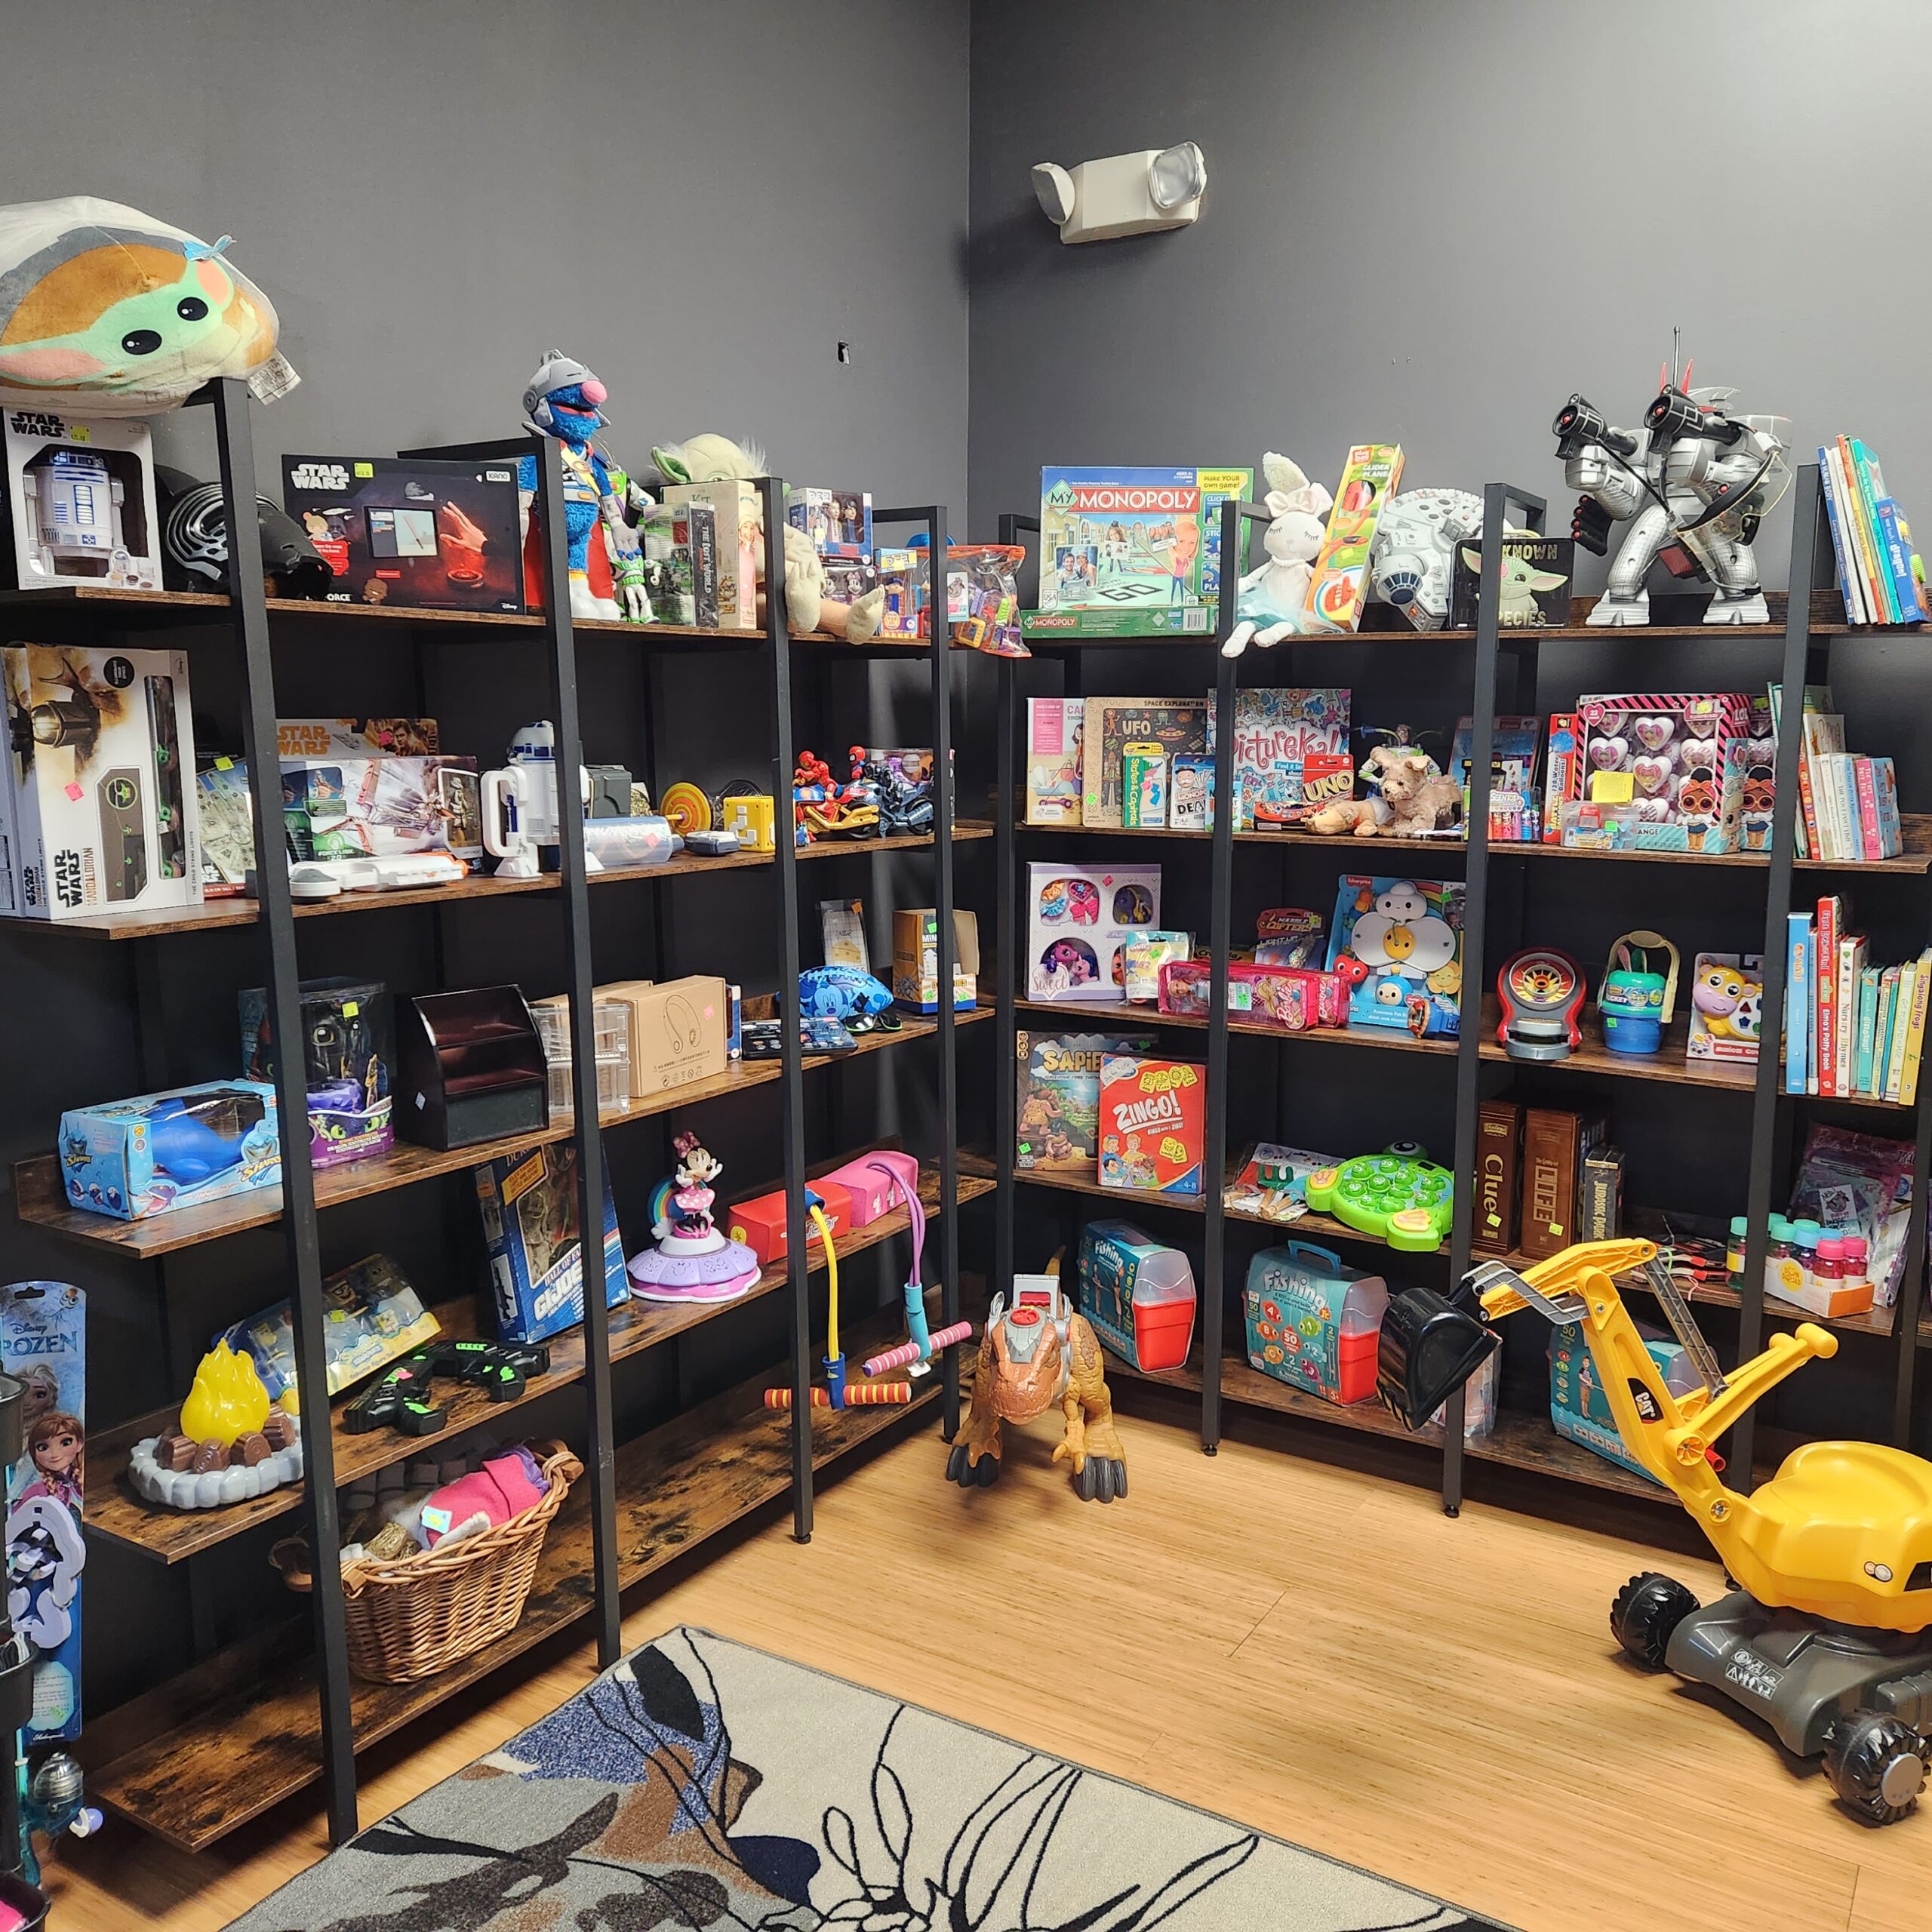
[417,1445,548,1548]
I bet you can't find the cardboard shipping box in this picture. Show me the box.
[892,909,980,1012]
[597,976,726,1094]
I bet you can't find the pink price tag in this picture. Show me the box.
[65,782,84,802]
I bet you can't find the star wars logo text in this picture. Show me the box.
[288,460,351,492]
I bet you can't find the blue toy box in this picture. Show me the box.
[1076,1220,1196,1372]
[475,1141,628,1344]
[1324,875,1464,1036]
[1549,1321,1702,1483]
[56,1079,281,1220]
[1242,1241,1389,1405]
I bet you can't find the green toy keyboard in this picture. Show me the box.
[1305,1149,1454,1252]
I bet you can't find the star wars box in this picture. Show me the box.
[474,1142,628,1345]
[0,643,200,921]
[281,454,526,613]
[4,406,162,590]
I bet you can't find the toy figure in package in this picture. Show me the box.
[1325,875,1464,1036]
[3,1282,85,1743]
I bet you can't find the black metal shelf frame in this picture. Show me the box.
[37,395,974,1846]
[993,466,1930,1510]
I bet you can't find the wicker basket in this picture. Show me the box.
[273,1441,581,1684]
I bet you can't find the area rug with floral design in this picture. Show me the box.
[232,1626,1515,1931]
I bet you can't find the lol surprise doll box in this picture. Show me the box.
[1026,861,1161,1001]
[1572,693,1754,854]
[1098,1054,1205,1195]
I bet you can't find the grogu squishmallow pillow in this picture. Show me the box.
[0,195,296,412]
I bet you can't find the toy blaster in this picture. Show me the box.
[343,1337,550,1438]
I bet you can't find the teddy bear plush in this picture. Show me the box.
[1221,451,1334,657]
[651,434,886,641]
[1300,797,1386,837]
[1379,755,1463,838]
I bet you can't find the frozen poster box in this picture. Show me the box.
[1037,466,1251,617]
[1325,875,1465,1036]
[475,1142,628,1344]
[1026,860,1161,1002]
[57,1079,281,1220]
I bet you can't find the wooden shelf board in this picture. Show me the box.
[84,1301,949,1853]
[972,1148,1426,1260]
[1009,995,1455,1058]
[85,1168,990,1564]
[0,828,993,943]
[16,1010,990,1260]
[1477,996,1911,1110]
[1017,820,1466,856]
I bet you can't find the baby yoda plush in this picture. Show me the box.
[651,434,886,641]
[1221,452,1333,657]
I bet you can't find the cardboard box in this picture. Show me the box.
[892,909,980,1012]
[1580,1144,1623,1241]
[5,408,163,590]
[1026,861,1161,1003]
[786,487,873,560]
[239,976,394,1170]
[726,1180,854,1266]
[816,1148,918,1226]
[282,454,525,613]
[1519,1109,1606,1260]
[1098,1054,1205,1195]
[1,643,200,921]
[474,1143,628,1345]
[1081,698,1207,829]
[1204,688,1349,829]
[660,480,761,628]
[597,976,727,1094]
[57,1079,280,1221]
[1473,1100,1521,1254]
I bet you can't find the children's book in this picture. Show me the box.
[1871,755,1903,857]
[1204,688,1350,828]
[1081,697,1208,828]
[1855,965,1882,1096]
[1818,445,1868,624]
[1785,912,1810,1096]
[1025,697,1084,824]
[1815,897,1841,1094]
[1839,436,1892,623]
[1898,953,1931,1104]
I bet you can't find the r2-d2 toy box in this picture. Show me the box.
[4,408,163,590]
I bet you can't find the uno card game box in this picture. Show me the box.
[282,454,526,613]
[1035,466,1251,638]
[1098,1053,1205,1195]
[0,642,200,921]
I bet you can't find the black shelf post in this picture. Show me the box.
[208,377,358,1843]
[1442,481,1544,1516]
[992,513,1035,1306]
[761,479,813,1537]
[529,435,623,1665]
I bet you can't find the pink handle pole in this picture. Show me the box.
[861,1321,973,1377]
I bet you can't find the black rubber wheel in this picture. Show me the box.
[1825,1710,1927,1825]
[1610,1572,1699,1669]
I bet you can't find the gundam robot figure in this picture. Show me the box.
[1553,361,1789,626]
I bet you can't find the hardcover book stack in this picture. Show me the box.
[1783,894,1930,1103]
[1817,435,1928,626]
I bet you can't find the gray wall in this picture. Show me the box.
[967,0,1930,1441]
[0,0,968,1711]
[968,0,1932,613]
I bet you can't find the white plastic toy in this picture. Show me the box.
[481,721,599,878]
[1220,453,1333,657]
[1368,488,1485,631]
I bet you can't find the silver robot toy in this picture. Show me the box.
[1554,355,1790,626]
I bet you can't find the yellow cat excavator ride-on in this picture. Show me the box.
[1379,1237,1932,1824]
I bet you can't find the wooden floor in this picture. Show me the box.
[55,1388,1927,1932]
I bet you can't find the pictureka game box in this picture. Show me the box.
[1098,1054,1205,1195]
[1032,466,1251,638]
[1204,687,1349,829]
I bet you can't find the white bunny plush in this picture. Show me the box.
[1221,452,1334,657]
